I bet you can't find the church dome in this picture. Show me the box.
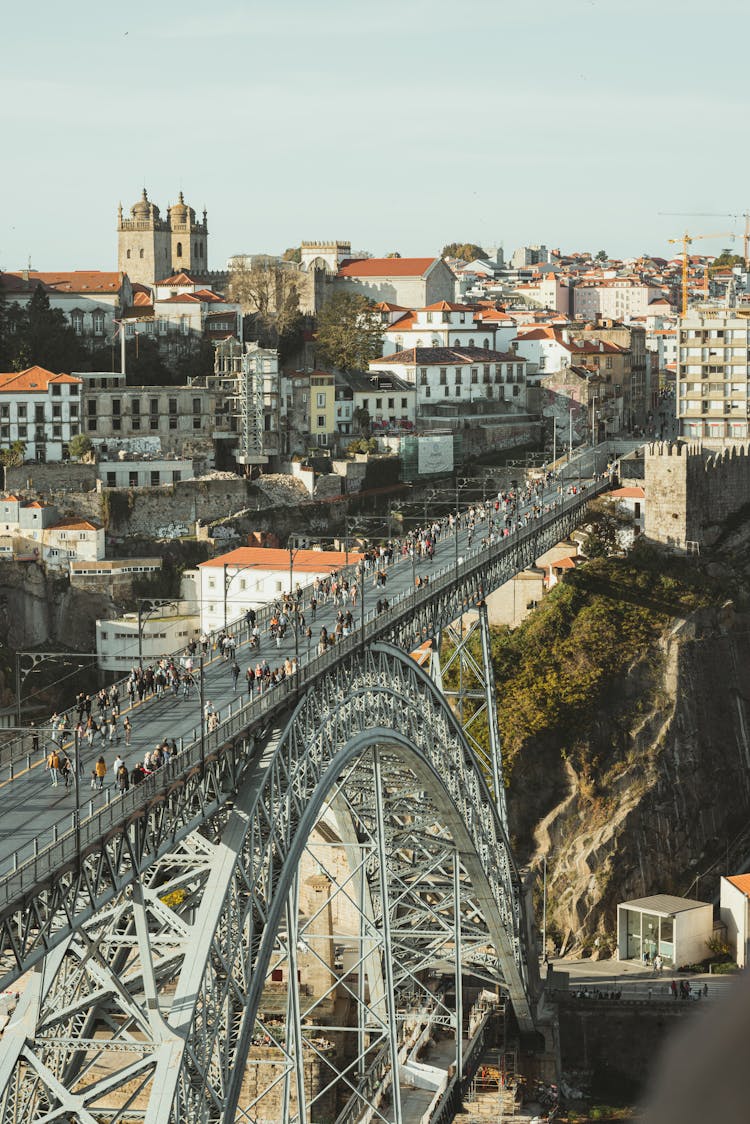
[131,188,159,220]
[170,191,194,223]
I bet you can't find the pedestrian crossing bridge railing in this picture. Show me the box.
[0,479,608,995]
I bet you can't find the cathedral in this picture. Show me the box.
[117,189,208,288]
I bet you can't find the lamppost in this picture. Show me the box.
[15,649,100,726]
[199,650,205,774]
[137,598,173,669]
[222,561,262,632]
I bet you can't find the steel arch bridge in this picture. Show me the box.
[0,484,607,1121]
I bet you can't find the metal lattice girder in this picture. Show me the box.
[0,484,606,995]
[1,643,533,1122]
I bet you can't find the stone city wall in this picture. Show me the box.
[645,441,750,549]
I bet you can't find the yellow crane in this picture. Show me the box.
[660,211,750,268]
[667,231,736,315]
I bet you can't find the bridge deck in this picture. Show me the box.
[0,477,607,910]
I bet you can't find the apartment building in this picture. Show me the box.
[0,367,82,461]
[677,309,750,442]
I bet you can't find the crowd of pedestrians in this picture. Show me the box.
[38,472,597,801]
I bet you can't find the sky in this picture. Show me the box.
[1,0,749,271]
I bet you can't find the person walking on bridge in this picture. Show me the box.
[46,747,61,787]
[94,756,107,791]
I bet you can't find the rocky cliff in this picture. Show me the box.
[0,562,116,651]
[490,540,750,956]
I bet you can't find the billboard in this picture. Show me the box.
[417,434,454,475]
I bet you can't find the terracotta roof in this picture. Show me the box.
[370,346,522,366]
[610,486,645,500]
[199,547,362,573]
[155,271,197,286]
[1,271,124,294]
[0,367,82,392]
[133,291,152,306]
[423,300,474,311]
[475,309,514,322]
[338,257,437,278]
[49,518,102,531]
[385,313,418,332]
[373,301,409,312]
[726,874,750,897]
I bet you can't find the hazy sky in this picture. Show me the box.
[2,0,748,271]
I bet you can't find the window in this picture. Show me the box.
[455,386,461,396]
[169,416,178,430]
[139,249,144,259]
[69,384,78,397]
[71,311,84,333]
[168,398,177,415]
[455,369,462,384]
[17,425,26,438]
[172,470,181,482]
[388,397,394,409]
[92,312,105,336]
[158,318,168,336]
[181,316,189,335]
[419,371,428,386]
[471,369,478,383]
[317,414,325,427]
[17,405,26,419]
[51,384,61,397]
[52,425,61,438]
[362,398,369,410]
[483,338,490,349]
[192,417,201,430]
[150,398,158,414]
[107,472,116,486]
[424,386,431,398]
[112,399,121,416]
[439,370,447,385]
[192,398,201,414]
[401,398,407,408]
[112,417,121,431]
[375,398,382,410]
[52,405,61,420]
[129,471,138,487]
[151,471,160,487]
[131,398,141,415]
[126,250,131,260]
[317,392,326,408]
[176,242,183,258]
[444,385,449,396]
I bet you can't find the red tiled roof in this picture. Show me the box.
[385,313,418,331]
[155,271,197,286]
[423,300,474,312]
[133,291,152,306]
[373,301,409,312]
[338,257,437,278]
[0,367,82,392]
[370,346,521,366]
[610,486,645,500]
[1,271,124,294]
[199,547,362,573]
[726,874,750,897]
[49,518,102,531]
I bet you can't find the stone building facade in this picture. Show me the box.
[644,440,750,550]
[117,190,209,287]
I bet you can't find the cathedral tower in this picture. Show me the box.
[117,190,209,287]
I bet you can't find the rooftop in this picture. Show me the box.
[338,257,437,279]
[620,894,712,914]
[199,547,362,573]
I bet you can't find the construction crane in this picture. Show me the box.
[666,231,736,315]
[660,211,750,268]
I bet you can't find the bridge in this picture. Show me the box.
[0,477,609,1122]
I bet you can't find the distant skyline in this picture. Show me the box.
[2,0,749,273]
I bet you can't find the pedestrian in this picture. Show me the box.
[59,754,72,789]
[95,755,107,790]
[116,761,130,793]
[231,659,240,690]
[123,716,132,746]
[30,721,40,756]
[246,665,255,698]
[46,747,61,787]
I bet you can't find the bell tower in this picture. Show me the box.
[167,192,209,277]
[117,189,171,287]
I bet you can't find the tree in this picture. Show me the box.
[711,248,745,269]
[353,406,371,436]
[68,433,92,461]
[442,242,489,262]
[0,440,25,467]
[595,249,608,262]
[385,252,402,258]
[282,247,301,263]
[315,293,383,372]
[172,338,215,383]
[8,283,85,372]
[228,260,303,347]
[123,336,172,386]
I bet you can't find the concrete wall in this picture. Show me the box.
[5,462,98,495]
[645,441,750,549]
[720,878,749,968]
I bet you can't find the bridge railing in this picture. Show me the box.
[0,481,609,901]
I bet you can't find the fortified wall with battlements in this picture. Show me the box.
[644,441,750,550]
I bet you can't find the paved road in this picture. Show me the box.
[0,476,600,875]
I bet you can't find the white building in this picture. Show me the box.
[369,347,527,413]
[617,894,713,968]
[98,457,193,488]
[573,279,666,322]
[381,302,517,357]
[720,875,750,968]
[43,518,105,566]
[96,605,200,672]
[0,367,82,462]
[0,271,132,344]
[676,308,750,442]
[197,546,360,634]
[334,257,456,308]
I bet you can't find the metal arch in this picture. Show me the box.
[0,642,533,1122]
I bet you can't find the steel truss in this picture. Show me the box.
[0,644,531,1121]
